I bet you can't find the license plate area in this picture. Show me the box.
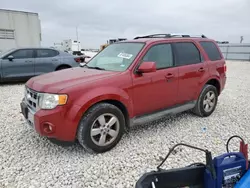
[27,112,34,123]
[21,102,35,128]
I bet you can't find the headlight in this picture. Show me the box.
[38,93,68,109]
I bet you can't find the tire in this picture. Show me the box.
[56,65,71,71]
[192,84,218,117]
[77,103,125,153]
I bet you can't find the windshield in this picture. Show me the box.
[86,42,145,71]
[0,48,15,58]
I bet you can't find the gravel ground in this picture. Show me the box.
[0,60,250,188]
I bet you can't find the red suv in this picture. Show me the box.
[20,34,227,153]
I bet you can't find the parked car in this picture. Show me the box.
[0,47,81,82]
[20,34,227,153]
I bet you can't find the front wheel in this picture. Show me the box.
[192,84,218,117]
[77,103,125,153]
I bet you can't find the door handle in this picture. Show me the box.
[165,73,174,79]
[198,67,205,72]
[25,60,32,63]
[52,59,58,61]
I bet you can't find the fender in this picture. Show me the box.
[195,75,221,99]
[73,86,133,122]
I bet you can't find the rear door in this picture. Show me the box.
[173,41,209,104]
[34,49,60,76]
[132,43,179,116]
[1,49,35,81]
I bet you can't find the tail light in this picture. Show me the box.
[74,57,81,63]
[224,64,227,73]
[74,56,90,63]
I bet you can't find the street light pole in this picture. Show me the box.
[76,26,79,51]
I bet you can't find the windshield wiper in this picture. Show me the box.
[80,63,105,70]
[87,66,106,70]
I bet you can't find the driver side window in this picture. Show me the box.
[142,43,173,69]
[10,49,34,59]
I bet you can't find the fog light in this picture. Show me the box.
[43,122,55,134]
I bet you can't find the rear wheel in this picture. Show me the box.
[192,84,218,117]
[77,103,125,153]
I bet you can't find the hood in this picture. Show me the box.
[26,67,119,93]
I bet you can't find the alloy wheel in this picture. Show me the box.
[90,113,120,147]
[203,91,216,112]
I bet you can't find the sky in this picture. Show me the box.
[1,0,250,48]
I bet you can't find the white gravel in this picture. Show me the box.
[0,60,250,188]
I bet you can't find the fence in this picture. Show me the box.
[218,43,250,61]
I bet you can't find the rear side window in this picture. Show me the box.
[143,44,173,69]
[173,42,201,66]
[36,49,59,58]
[200,41,222,61]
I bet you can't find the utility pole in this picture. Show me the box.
[76,26,79,51]
[240,36,244,43]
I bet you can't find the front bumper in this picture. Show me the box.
[20,99,82,142]
[20,99,35,127]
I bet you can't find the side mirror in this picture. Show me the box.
[7,55,14,61]
[137,61,156,73]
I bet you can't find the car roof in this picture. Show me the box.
[14,47,58,50]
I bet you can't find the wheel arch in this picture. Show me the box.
[205,78,221,95]
[55,64,71,71]
[91,99,130,131]
[195,77,221,100]
[74,89,133,132]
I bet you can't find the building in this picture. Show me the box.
[0,9,41,53]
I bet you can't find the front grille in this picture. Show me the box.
[25,87,39,112]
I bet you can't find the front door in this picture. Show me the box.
[1,49,35,81]
[132,43,179,116]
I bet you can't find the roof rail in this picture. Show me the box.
[134,33,207,39]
